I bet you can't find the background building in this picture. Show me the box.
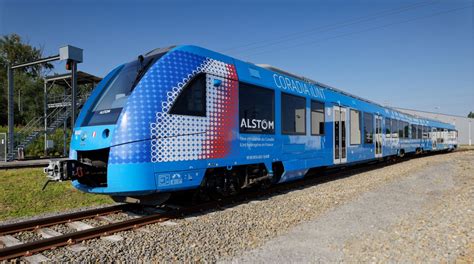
[395,107,472,146]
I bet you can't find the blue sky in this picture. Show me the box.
[1,0,472,116]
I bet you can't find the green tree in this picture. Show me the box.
[468,111,474,118]
[0,34,53,125]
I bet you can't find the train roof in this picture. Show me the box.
[254,63,451,128]
[257,64,385,108]
[144,45,453,129]
[145,46,176,57]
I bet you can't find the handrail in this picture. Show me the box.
[14,92,89,149]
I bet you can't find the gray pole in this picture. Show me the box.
[7,67,14,159]
[63,118,67,156]
[63,85,67,157]
[44,80,48,156]
[469,120,472,146]
[71,61,77,130]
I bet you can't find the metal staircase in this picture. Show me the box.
[7,93,89,161]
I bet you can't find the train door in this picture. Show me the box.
[431,127,437,150]
[375,115,383,158]
[333,106,347,164]
[443,129,448,145]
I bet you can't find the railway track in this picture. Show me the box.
[0,203,176,261]
[0,150,460,261]
[0,197,219,261]
[0,204,131,236]
[0,211,175,261]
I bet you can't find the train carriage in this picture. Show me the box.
[45,45,457,204]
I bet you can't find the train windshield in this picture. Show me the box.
[93,62,138,112]
[83,52,166,126]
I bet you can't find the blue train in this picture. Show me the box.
[45,45,458,204]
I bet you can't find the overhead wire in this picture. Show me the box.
[240,4,473,60]
[221,0,439,54]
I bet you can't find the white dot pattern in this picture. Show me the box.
[151,59,238,162]
[109,50,238,165]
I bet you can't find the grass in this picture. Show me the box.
[0,168,113,221]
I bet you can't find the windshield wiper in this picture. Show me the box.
[130,55,154,91]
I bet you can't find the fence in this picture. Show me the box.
[0,133,6,162]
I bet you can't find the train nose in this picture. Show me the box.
[71,126,115,150]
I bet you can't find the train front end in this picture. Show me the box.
[44,46,239,204]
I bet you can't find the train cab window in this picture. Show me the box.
[311,100,325,135]
[385,118,392,138]
[169,74,206,116]
[239,83,275,134]
[350,109,361,144]
[282,93,306,135]
[363,112,374,144]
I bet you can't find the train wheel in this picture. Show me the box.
[398,149,405,158]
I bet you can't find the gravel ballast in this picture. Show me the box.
[230,153,473,262]
[4,151,473,262]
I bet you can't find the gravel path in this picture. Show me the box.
[5,151,473,263]
[342,152,474,262]
[229,152,473,262]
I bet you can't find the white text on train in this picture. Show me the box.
[240,119,275,130]
[273,73,325,99]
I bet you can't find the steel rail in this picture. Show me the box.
[0,204,131,236]
[0,211,178,260]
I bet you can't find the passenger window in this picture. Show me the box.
[363,112,374,144]
[385,118,392,138]
[398,121,404,138]
[311,100,325,135]
[422,126,429,139]
[239,83,275,134]
[350,109,361,145]
[391,119,399,138]
[281,93,306,135]
[169,73,206,116]
[404,122,409,139]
